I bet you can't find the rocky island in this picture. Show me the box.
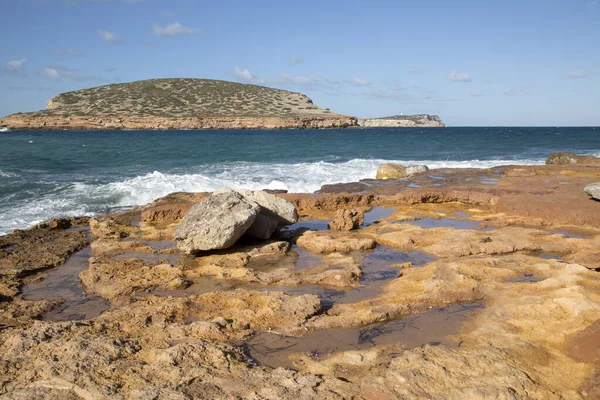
[358,114,445,128]
[1,152,599,399]
[0,78,444,130]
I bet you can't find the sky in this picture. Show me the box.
[0,0,599,126]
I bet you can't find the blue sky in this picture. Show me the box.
[1,0,599,126]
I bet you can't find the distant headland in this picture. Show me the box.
[0,78,444,130]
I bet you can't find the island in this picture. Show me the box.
[0,78,445,130]
[358,114,445,127]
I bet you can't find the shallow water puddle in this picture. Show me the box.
[453,211,469,218]
[551,229,592,239]
[361,207,396,227]
[22,247,111,321]
[328,247,436,305]
[283,219,329,231]
[507,274,542,283]
[244,301,484,370]
[524,250,564,260]
[289,245,324,270]
[408,217,493,231]
[140,245,436,311]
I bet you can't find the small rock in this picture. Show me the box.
[545,152,599,165]
[279,294,322,318]
[328,208,364,231]
[376,163,429,179]
[89,217,129,239]
[584,182,600,201]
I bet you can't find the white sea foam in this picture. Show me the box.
[0,157,544,235]
[0,170,17,178]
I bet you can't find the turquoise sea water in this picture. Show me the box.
[0,127,598,234]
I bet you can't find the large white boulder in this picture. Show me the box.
[174,190,259,253]
[584,183,600,201]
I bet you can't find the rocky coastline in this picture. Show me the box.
[0,114,359,131]
[358,114,445,128]
[1,153,599,399]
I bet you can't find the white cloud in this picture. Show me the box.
[346,77,371,86]
[40,65,106,82]
[233,66,259,83]
[279,74,312,85]
[470,91,484,97]
[364,90,413,102]
[233,67,314,87]
[152,22,200,36]
[290,56,303,65]
[41,67,60,80]
[323,77,342,85]
[567,71,589,79]
[98,30,121,42]
[449,71,472,82]
[503,89,516,96]
[1,58,27,75]
[51,48,82,57]
[408,66,426,73]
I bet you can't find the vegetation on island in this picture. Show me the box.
[29,78,338,118]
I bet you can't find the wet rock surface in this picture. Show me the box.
[2,160,600,399]
[546,152,600,165]
[0,219,90,299]
[328,208,364,230]
[375,163,429,179]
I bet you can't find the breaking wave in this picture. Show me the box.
[0,157,545,235]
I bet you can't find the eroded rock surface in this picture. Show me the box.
[0,221,90,299]
[546,152,600,165]
[296,231,376,254]
[328,208,364,231]
[2,160,600,399]
[375,163,429,179]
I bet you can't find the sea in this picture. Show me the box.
[0,127,598,235]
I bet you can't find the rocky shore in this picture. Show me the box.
[0,114,359,130]
[1,153,599,399]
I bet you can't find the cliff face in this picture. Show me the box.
[358,114,445,128]
[0,114,358,130]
